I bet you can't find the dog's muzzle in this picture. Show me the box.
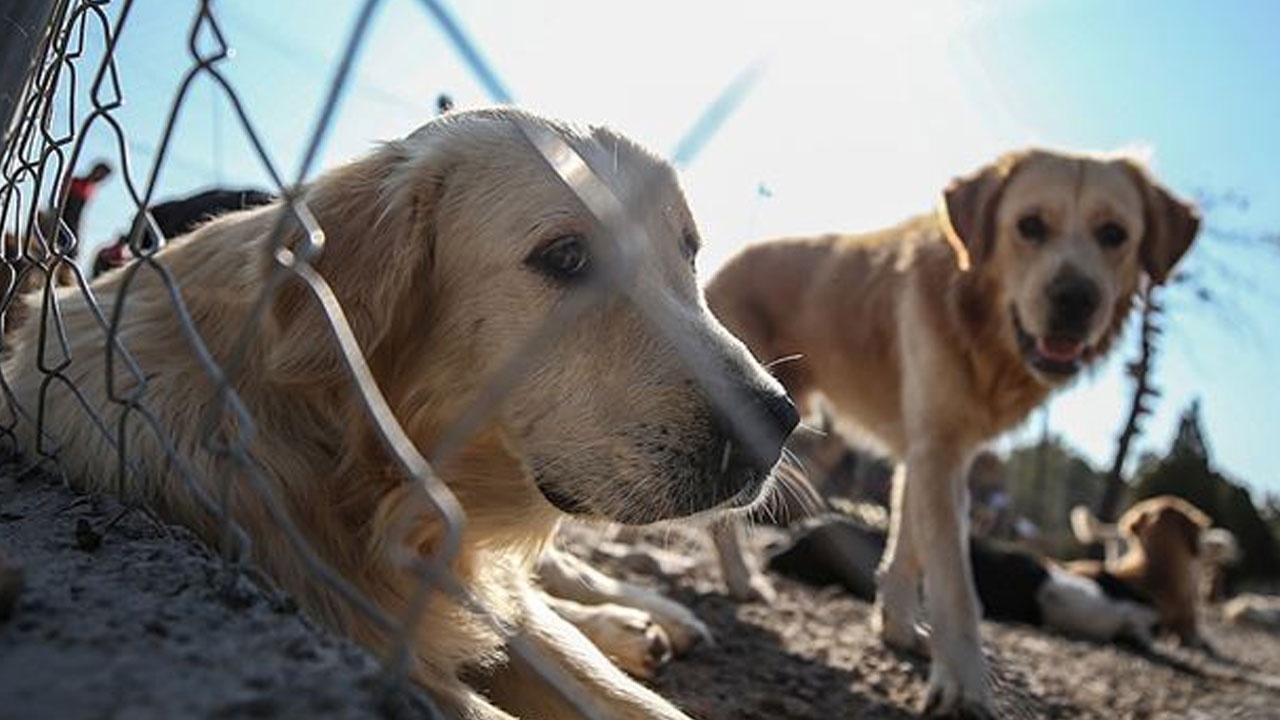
[1013,307,1092,378]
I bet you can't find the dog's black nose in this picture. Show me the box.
[1046,272,1100,335]
[721,390,799,475]
[762,391,801,440]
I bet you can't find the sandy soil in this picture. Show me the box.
[4,462,1279,719]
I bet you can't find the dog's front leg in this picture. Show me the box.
[538,546,711,654]
[486,587,694,720]
[907,443,993,718]
[874,465,928,654]
[711,519,777,603]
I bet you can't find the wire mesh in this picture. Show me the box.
[0,1,790,717]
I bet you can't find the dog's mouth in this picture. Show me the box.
[1012,307,1090,378]
[529,441,777,524]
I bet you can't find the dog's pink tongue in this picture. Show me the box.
[1038,337,1084,363]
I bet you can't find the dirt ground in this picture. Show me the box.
[3,463,1280,719]
[557,522,1280,720]
[0,463,434,720]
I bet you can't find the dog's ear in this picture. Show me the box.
[1122,160,1200,284]
[1120,504,1152,540]
[268,138,448,383]
[1166,499,1212,556]
[939,152,1022,271]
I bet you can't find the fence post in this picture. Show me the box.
[0,0,60,151]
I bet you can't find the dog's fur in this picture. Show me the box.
[1,107,797,720]
[706,149,1198,715]
[1068,496,1216,648]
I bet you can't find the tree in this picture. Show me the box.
[1098,189,1280,521]
[1098,286,1163,521]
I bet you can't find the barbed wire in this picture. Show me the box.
[0,1,793,717]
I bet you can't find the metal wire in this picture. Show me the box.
[0,2,793,717]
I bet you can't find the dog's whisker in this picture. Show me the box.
[764,353,804,370]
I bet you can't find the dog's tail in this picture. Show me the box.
[1070,505,1117,544]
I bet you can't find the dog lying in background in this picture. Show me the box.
[769,513,1160,647]
[1069,496,1225,649]
[91,188,276,277]
[3,108,798,720]
[707,149,1199,716]
[1224,593,1280,631]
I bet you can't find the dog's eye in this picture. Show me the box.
[1016,214,1048,242]
[528,234,590,282]
[1096,222,1128,248]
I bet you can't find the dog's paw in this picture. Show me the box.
[727,571,777,604]
[584,604,673,680]
[920,658,993,719]
[646,601,713,654]
[872,601,929,657]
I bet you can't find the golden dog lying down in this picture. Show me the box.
[2,108,798,719]
[707,149,1198,716]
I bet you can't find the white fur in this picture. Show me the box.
[1038,566,1157,645]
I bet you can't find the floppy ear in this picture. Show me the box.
[267,139,446,383]
[938,152,1021,271]
[1172,510,1207,556]
[1120,506,1152,540]
[1168,499,1212,556]
[1123,161,1200,284]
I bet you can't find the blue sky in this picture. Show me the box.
[49,0,1280,497]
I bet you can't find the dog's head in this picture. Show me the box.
[941,149,1200,385]
[1119,495,1212,560]
[271,108,797,526]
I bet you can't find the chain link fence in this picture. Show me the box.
[0,1,793,717]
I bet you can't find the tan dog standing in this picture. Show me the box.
[2,108,798,720]
[707,149,1198,716]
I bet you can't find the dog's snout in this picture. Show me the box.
[1046,272,1101,334]
[718,389,799,475]
[762,391,801,441]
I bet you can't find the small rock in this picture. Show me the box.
[74,518,102,552]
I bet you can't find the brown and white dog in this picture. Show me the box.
[706,149,1198,716]
[1069,495,1220,648]
[1,107,798,719]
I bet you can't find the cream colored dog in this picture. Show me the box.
[2,107,798,719]
[706,149,1198,716]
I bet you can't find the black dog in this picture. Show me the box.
[92,188,274,277]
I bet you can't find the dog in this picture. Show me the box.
[706,148,1199,716]
[91,187,276,277]
[1069,496,1218,648]
[1224,593,1280,631]
[769,513,1160,648]
[1,107,798,720]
